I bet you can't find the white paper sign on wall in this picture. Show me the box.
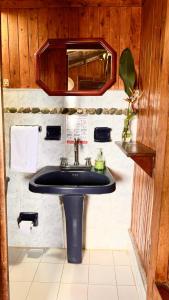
[66,115,88,144]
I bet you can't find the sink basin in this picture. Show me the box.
[29,166,116,195]
[29,165,116,264]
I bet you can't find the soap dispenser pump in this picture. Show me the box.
[94,148,105,171]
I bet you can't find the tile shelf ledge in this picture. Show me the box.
[115,141,156,177]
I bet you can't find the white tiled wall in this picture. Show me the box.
[4,89,137,249]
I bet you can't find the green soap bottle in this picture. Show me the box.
[94,148,105,171]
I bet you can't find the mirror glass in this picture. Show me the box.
[36,39,117,96]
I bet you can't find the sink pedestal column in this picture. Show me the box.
[63,195,84,263]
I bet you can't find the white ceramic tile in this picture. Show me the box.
[115,266,135,285]
[118,286,139,300]
[17,248,44,263]
[89,250,114,265]
[27,282,59,300]
[10,263,38,282]
[10,282,31,300]
[88,285,118,300]
[7,193,20,220]
[41,248,66,263]
[34,263,63,283]
[85,228,116,249]
[82,250,90,264]
[8,247,25,265]
[89,265,116,285]
[61,264,88,284]
[113,250,130,265]
[57,284,88,300]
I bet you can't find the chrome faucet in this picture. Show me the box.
[60,157,68,167]
[74,138,80,166]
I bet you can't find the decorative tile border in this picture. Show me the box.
[4,107,128,115]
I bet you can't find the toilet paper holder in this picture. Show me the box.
[17,212,38,227]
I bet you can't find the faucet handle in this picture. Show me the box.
[60,157,68,167]
[85,157,92,167]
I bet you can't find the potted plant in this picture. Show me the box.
[119,48,141,142]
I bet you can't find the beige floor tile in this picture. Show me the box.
[57,284,87,300]
[88,285,118,300]
[10,263,39,282]
[8,247,26,265]
[115,266,135,285]
[34,263,63,283]
[9,282,31,300]
[90,250,114,265]
[81,250,90,264]
[61,264,88,284]
[17,248,44,263]
[118,286,139,300]
[65,250,90,265]
[89,265,116,285]
[113,251,130,266]
[27,282,59,300]
[41,248,66,264]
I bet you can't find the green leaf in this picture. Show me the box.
[119,48,136,97]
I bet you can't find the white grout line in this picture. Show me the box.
[86,250,90,300]
[25,259,41,300]
[56,257,66,300]
[113,251,120,300]
[25,281,33,300]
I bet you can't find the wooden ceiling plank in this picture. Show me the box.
[0,0,143,9]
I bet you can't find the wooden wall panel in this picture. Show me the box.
[0,15,9,300]
[8,10,20,87]
[1,11,10,84]
[68,8,79,38]
[78,8,89,38]
[130,7,141,75]
[109,7,120,88]
[28,9,38,88]
[131,1,169,299]
[48,8,69,39]
[131,0,164,276]
[99,7,110,43]
[1,5,141,88]
[119,7,131,88]
[38,8,48,45]
[88,7,99,38]
[18,9,30,87]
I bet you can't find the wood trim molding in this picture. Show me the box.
[129,230,147,289]
[0,0,142,8]
[0,16,9,300]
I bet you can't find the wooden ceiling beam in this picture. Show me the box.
[0,0,142,9]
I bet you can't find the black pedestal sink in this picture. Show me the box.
[29,166,116,263]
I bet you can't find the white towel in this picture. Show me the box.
[10,126,39,173]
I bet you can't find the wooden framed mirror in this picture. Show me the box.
[35,39,117,96]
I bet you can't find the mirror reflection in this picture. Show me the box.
[67,48,112,91]
[36,39,117,96]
